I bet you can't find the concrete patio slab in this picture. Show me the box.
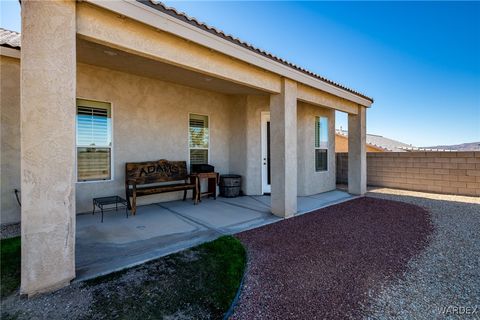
[158,197,277,233]
[76,205,202,245]
[75,204,219,281]
[75,190,354,281]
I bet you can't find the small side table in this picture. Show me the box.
[191,172,219,202]
[93,196,129,223]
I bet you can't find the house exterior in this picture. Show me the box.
[335,129,412,152]
[0,0,373,296]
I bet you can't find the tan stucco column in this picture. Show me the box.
[270,78,297,217]
[20,0,77,295]
[348,107,367,195]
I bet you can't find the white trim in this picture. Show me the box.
[75,97,115,183]
[261,112,271,194]
[85,0,372,107]
[314,115,328,172]
[0,46,20,59]
[188,112,210,168]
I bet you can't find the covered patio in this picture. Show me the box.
[76,190,354,280]
[17,0,371,295]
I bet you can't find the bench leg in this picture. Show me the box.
[194,181,200,205]
[126,189,132,210]
[183,189,187,201]
[132,192,137,216]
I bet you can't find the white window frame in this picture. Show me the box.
[188,112,210,167]
[315,116,328,172]
[76,98,114,183]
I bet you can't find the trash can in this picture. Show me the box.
[219,174,242,198]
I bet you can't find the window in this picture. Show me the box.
[76,99,112,182]
[189,114,209,165]
[315,116,328,171]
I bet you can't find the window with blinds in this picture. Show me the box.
[189,114,209,165]
[315,116,328,171]
[76,99,112,182]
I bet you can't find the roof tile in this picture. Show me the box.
[0,28,21,49]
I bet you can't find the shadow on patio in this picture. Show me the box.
[75,190,353,281]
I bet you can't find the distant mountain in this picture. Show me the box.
[424,142,480,151]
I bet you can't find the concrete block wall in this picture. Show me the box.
[336,152,480,197]
[336,153,349,184]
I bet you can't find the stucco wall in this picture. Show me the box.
[76,66,338,211]
[20,0,77,295]
[336,152,480,196]
[229,95,270,196]
[76,2,281,95]
[0,55,21,225]
[230,97,337,196]
[0,59,340,221]
[76,63,235,213]
[297,102,336,195]
[241,96,270,195]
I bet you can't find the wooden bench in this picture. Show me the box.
[125,159,199,215]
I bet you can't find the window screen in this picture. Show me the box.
[189,114,209,164]
[315,116,328,171]
[76,99,112,181]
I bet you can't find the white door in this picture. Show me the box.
[261,112,271,194]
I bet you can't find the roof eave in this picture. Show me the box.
[84,0,373,106]
[0,45,21,58]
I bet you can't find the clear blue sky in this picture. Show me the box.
[1,1,479,146]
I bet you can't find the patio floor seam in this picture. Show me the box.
[154,203,229,235]
[216,199,271,215]
[245,195,271,208]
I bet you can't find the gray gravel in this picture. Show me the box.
[1,281,94,320]
[1,222,20,239]
[364,188,480,319]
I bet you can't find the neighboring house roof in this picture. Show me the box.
[421,142,479,151]
[137,0,373,103]
[0,28,21,50]
[336,129,413,152]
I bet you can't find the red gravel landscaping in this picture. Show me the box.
[232,197,433,319]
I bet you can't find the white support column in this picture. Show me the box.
[20,0,77,295]
[348,107,367,195]
[270,78,297,217]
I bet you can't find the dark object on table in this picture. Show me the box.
[125,160,199,215]
[191,163,215,173]
[192,172,219,200]
[93,196,129,223]
[219,175,242,198]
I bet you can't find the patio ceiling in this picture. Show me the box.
[77,38,267,95]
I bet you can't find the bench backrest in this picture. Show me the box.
[125,159,188,185]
